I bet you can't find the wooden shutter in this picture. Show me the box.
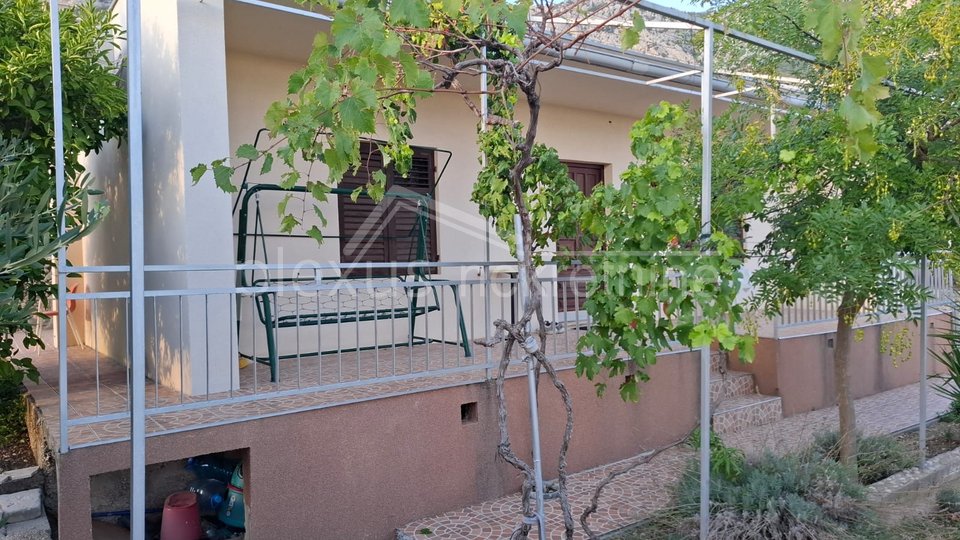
[338,144,390,267]
[558,162,603,312]
[338,144,438,274]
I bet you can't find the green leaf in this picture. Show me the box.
[306,225,324,245]
[288,70,309,94]
[807,0,843,62]
[389,0,430,28]
[440,0,462,15]
[839,95,876,132]
[236,144,259,160]
[505,2,530,38]
[190,164,207,185]
[631,12,646,34]
[689,323,713,348]
[779,149,797,163]
[260,152,274,175]
[621,26,640,51]
[277,193,292,216]
[340,97,376,132]
[212,163,237,192]
[280,214,300,233]
[619,376,639,402]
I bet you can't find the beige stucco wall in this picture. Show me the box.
[738,314,951,416]
[54,349,701,540]
[222,24,698,358]
[81,0,238,395]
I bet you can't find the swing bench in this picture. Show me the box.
[236,183,472,382]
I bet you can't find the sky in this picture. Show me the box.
[650,0,709,12]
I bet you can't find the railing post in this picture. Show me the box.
[49,0,70,456]
[515,215,546,540]
[699,25,715,540]
[481,46,493,381]
[920,256,929,468]
[127,0,148,538]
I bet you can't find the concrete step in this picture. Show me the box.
[709,371,756,402]
[1,515,51,539]
[0,489,42,525]
[0,469,42,497]
[712,394,783,435]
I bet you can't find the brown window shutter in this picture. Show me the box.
[338,144,439,274]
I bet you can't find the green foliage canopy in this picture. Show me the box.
[0,0,125,383]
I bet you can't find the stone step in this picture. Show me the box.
[0,468,42,497]
[1,515,51,540]
[712,394,783,435]
[710,351,727,373]
[709,371,756,402]
[0,489,42,525]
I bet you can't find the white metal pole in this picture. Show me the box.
[482,47,493,381]
[127,0,148,537]
[699,26,715,540]
[919,256,929,468]
[514,215,546,540]
[49,0,70,456]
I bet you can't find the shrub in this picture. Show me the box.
[931,308,960,424]
[936,487,960,513]
[0,375,26,446]
[689,428,745,481]
[0,1,125,382]
[675,453,864,539]
[809,431,916,484]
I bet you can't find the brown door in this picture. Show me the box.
[558,162,603,312]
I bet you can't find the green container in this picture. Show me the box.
[217,464,245,530]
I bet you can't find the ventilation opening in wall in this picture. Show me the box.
[461,402,478,424]
[827,338,835,348]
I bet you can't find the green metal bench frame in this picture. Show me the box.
[236,184,472,382]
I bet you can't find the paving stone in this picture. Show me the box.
[0,516,51,540]
[0,489,42,525]
[0,469,41,496]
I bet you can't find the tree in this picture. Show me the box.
[195,1,751,536]
[0,0,126,383]
[706,0,960,466]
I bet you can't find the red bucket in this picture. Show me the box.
[160,491,203,540]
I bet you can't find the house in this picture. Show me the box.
[25,1,952,539]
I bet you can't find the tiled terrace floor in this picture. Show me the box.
[398,382,951,539]
[25,328,589,449]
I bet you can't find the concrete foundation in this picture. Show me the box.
[38,315,952,540]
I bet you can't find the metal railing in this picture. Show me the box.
[56,260,600,449]
[52,258,956,448]
[770,262,955,334]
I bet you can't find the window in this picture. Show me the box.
[337,143,438,274]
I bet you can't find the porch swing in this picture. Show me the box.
[234,132,472,382]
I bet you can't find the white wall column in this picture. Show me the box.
[84,0,237,395]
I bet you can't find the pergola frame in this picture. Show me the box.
[44,1,930,539]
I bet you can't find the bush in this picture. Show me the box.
[809,431,916,484]
[0,1,124,383]
[689,428,745,481]
[936,488,960,514]
[0,375,26,447]
[675,452,864,539]
[931,308,960,424]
